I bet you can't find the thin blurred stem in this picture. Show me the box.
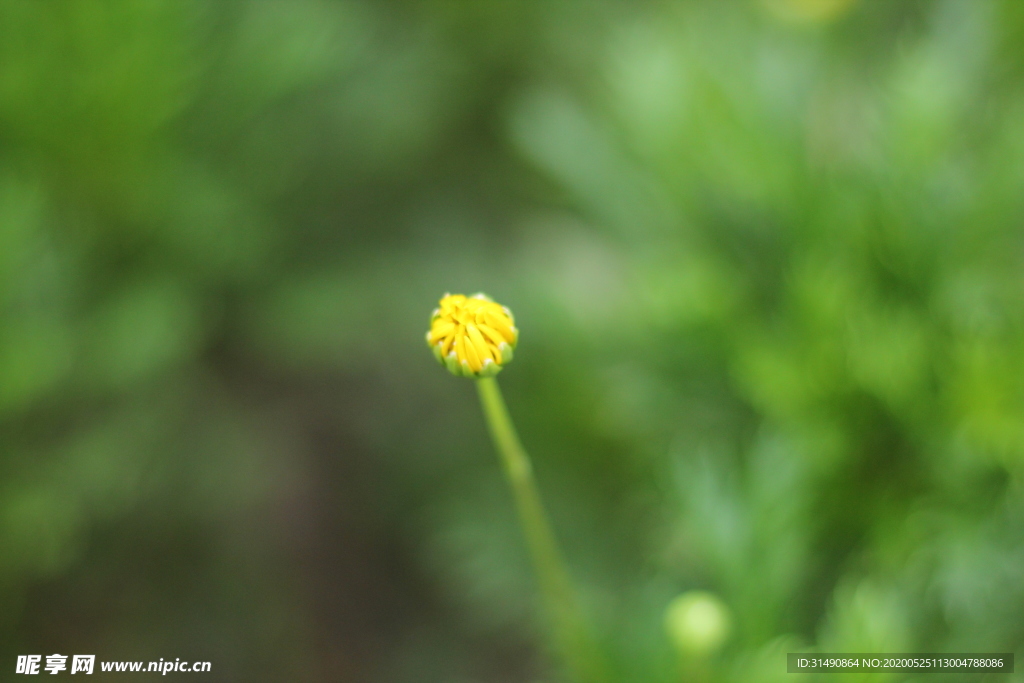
[476,377,608,683]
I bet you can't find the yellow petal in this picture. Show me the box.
[431,319,455,334]
[453,334,466,364]
[440,331,456,357]
[477,324,506,348]
[484,311,516,344]
[466,324,493,364]
[429,320,455,344]
[462,333,483,373]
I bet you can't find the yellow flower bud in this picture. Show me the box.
[426,293,518,378]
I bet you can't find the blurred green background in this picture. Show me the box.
[2,0,1024,680]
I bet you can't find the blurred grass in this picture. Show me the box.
[1,0,1024,681]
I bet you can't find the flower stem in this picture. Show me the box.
[475,377,608,683]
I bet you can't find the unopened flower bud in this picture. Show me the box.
[426,293,518,378]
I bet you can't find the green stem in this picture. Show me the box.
[476,377,608,683]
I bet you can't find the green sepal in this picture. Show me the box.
[444,352,461,376]
[479,359,502,377]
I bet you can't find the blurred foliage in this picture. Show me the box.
[2,0,1024,681]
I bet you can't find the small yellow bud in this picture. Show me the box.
[426,293,518,378]
[664,591,731,656]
